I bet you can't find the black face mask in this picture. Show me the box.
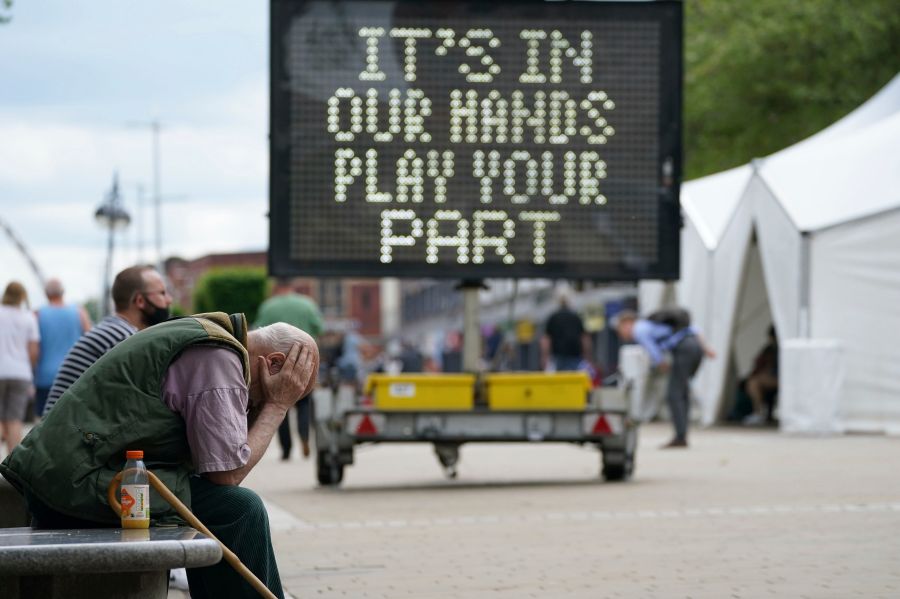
[141,295,171,327]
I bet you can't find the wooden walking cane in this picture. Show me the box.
[108,470,279,599]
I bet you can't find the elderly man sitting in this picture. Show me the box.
[0,312,318,599]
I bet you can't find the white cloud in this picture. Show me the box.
[161,198,268,260]
[0,242,107,308]
[1,198,268,307]
[0,112,266,199]
[0,2,272,306]
[198,75,268,129]
[0,122,106,186]
[0,75,269,284]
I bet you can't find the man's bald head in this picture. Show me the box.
[250,322,316,356]
[248,322,320,397]
[44,278,65,300]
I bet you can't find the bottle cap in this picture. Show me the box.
[126,450,144,460]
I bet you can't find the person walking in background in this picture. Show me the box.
[337,324,374,383]
[0,282,40,455]
[615,309,715,449]
[42,265,172,416]
[541,289,592,372]
[33,278,91,418]
[254,277,323,460]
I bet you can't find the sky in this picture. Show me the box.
[0,1,269,306]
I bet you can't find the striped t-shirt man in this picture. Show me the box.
[43,315,137,416]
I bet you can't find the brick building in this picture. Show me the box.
[164,251,383,336]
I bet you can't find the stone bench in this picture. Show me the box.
[0,476,222,598]
[0,526,221,599]
[0,477,28,528]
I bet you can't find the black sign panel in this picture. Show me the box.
[270,0,682,280]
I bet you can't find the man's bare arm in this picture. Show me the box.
[697,333,717,359]
[28,340,39,368]
[79,306,92,332]
[539,334,551,370]
[581,332,593,363]
[206,342,317,486]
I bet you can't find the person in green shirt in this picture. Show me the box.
[254,278,324,460]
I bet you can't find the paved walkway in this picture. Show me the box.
[224,423,900,598]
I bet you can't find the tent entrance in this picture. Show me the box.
[718,229,777,423]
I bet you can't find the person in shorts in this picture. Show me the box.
[0,281,40,455]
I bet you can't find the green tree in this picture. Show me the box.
[192,267,270,324]
[0,0,12,25]
[684,0,900,179]
[83,298,101,324]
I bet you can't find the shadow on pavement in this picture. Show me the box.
[313,477,653,494]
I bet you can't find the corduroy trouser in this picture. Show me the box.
[186,476,284,599]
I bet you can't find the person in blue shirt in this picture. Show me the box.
[33,278,91,417]
[615,309,714,448]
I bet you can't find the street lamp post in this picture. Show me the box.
[127,120,163,272]
[95,173,131,317]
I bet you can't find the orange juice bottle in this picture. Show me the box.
[120,450,150,529]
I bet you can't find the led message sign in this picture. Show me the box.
[270,0,682,280]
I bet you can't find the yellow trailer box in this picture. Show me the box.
[485,372,591,411]
[364,374,476,411]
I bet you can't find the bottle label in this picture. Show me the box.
[121,484,150,519]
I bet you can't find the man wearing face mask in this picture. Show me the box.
[42,264,173,416]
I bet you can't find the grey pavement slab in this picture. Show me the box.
[242,423,900,598]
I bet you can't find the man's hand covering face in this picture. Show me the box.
[257,342,319,409]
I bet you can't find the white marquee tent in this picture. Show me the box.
[640,73,900,434]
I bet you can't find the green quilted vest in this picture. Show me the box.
[0,312,250,525]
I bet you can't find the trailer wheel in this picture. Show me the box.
[434,443,461,479]
[316,451,344,486]
[601,452,633,482]
[602,427,637,482]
